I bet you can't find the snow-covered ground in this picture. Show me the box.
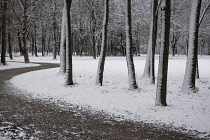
[0,62,39,71]
[10,53,60,64]
[10,55,210,139]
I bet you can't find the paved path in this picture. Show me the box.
[0,63,202,139]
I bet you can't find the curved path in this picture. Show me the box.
[0,63,202,139]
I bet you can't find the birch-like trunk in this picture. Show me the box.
[96,0,109,86]
[125,0,138,89]
[65,0,73,85]
[182,0,202,92]
[143,0,158,81]
[59,8,67,74]
[155,0,171,106]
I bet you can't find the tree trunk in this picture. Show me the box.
[149,0,158,84]
[7,17,13,60]
[53,8,57,60]
[120,33,125,56]
[41,29,46,56]
[65,0,73,85]
[91,10,96,59]
[59,7,66,74]
[96,0,109,86]
[22,2,30,63]
[1,0,7,65]
[143,0,158,82]
[182,0,202,92]
[155,0,171,106]
[17,32,23,56]
[196,58,199,79]
[125,0,138,89]
[34,25,38,57]
[8,32,13,60]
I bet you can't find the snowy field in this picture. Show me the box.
[0,61,39,71]
[10,55,210,139]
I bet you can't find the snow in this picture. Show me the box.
[0,62,40,70]
[10,55,210,138]
[10,54,60,64]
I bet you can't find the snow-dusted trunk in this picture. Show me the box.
[59,8,67,74]
[143,0,158,82]
[96,0,109,86]
[1,0,7,65]
[182,0,202,92]
[125,0,138,89]
[65,0,73,85]
[150,0,158,84]
[143,39,151,78]
[155,0,171,106]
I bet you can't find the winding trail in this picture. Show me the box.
[0,63,201,139]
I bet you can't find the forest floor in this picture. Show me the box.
[0,54,210,139]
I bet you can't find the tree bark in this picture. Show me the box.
[143,0,158,83]
[65,0,73,85]
[17,31,23,56]
[8,32,13,60]
[34,25,38,57]
[149,0,158,84]
[155,0,171,106]
[53,2,57,60]
[1,0,7,65]
[91,10,96,59]
[125,0,138,89]
[182,0,202,92]
[59,7,67,74]
[22,0,30,63]
[96,0,109,86]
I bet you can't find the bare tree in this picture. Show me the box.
[65,0,73,85]
[143,0,159,82]
[155,0,171,106]
[96,0,109,86]
[125,0,138,89]
[59,7,66,74]
[182,0,202,92]
[1,0,7,65]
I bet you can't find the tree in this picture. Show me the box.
[96,0,109,86]
[125,0,138,89]
[195,0,210,79]
[52,1,58,60]
[143,0,159,85]
[155,0,171,106]
[182,0,202,93]
[1,0,7,65]
[59,7,66,74]
[18,0,35,63]
[65,0,73,85]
